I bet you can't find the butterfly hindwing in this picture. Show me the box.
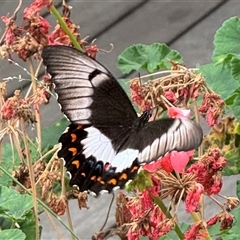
[125,117,202,165]
[109,117,203,172]
[58,124,140,194]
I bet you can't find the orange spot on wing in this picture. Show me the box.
[97,176,105,185]
[91,176,97,181]
[77,124,82,129]
[72,160,80,168]
[131,166,139,173]
[68,147,77,156]
[81,172,86,177]
[70,133,77,142]
[108,178,117,185]
[119,173,127,180]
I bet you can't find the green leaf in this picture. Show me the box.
[0,144,20,186]
[19,211,42,240]
[160,222,189,240]
[231,56,240,81]
[232,94,240,122]
[199,63,240,100]
[223,150,240,176]
[0,216,12,229]
[237,180,240,199]
[0,229,26,240]
[117,43,183,74]
[0,185,33,220]
[125,170,152,192]
[234,123,240,135]
[225,92,238,106]
[42,117,69,149]
[213,17,240,63]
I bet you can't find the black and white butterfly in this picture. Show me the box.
[42,45,203,195]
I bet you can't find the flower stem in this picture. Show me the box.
[20,118,39,240]
[50,5,82,51]
[151,194,184,240]
[190,212,211,240]
[60,160,75,240]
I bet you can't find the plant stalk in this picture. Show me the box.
[20,118,39,240]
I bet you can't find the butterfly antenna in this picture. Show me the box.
[149,106,159,121]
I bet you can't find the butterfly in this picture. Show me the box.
[42,45,203,196]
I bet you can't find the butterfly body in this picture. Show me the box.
[42,45,203,195]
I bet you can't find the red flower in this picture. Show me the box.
[160,154,173,173]
[130,78,151,111]
[1,16,15,45]
[184,222,207,240]
[164,89,177,103]
[126,224,140,240]
[168,106,190,119]
[1,90,25,120]
[143,150,194,174]
[219,212,234,230]
[186,148,226,195]
[143,154,173,173]
[1,0,52,60]
[147,206,171,239]
[127,190,153,220]
[84,44,99,59]
[207,211,234,230]
[23,0,52,19]
[185,183,204,212]
[170,150,194,173]
[142,158,163,172]
[47,18,78,46]
[198,92,224,126]
[206,215,218,226]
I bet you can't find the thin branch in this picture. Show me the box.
[20,117,39,240]
[99,193,115,232]
[0,0,23,44]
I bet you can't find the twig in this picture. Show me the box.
[28,57,42,155]
[20,117,39,240]
[0,0,23,45]
[44,209,64,240]
[99,193,115,232]
[60,159,75,240]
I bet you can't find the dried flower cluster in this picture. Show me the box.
[130,63,204,111]
[199,92,225,126]
[130,63,225,126]
[115,147,239,239]
[1,82,51,123]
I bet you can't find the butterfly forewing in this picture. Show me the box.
[42,46,137,126]
[42,45,203,196]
